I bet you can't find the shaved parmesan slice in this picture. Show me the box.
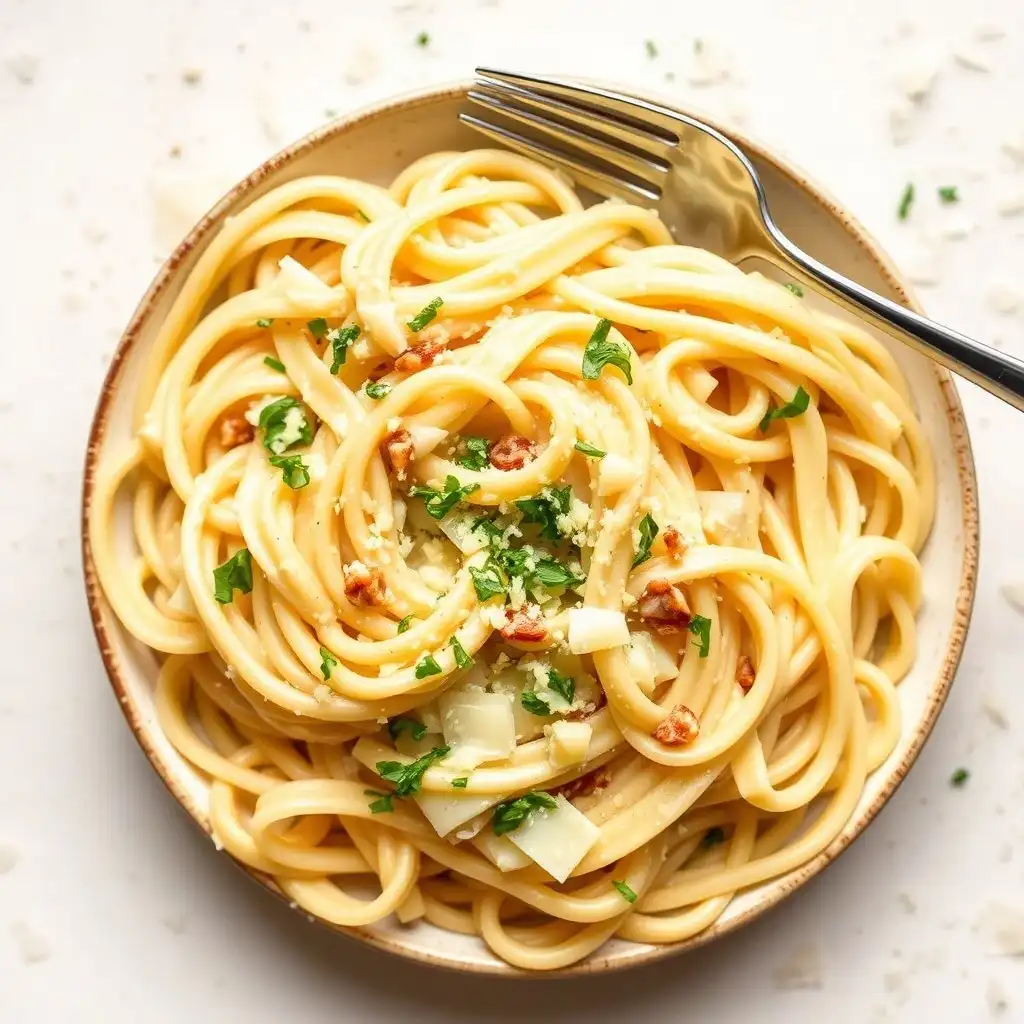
[474,831,533,871]
[597,453,641,496]
[697,490,759,548]
[568,608,629,654]
[490,666,550,742]
[507,795,600,882]
[548,721,592,768]
[438,509,490,554]
[273,255,334,307]
[394,730,442,759]
[625,631,678,695]
[409,425,448,459]
[440,689,516,769]
[625,638,656,695]
[414,791,502,837]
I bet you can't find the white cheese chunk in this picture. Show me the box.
[440,689,516,769]
[568,608,630,654]
[438,509,490,555]
[408,425,448,459]
[274,255,334,306]
[548,721,592,768]
[414,791,503,838]
[473,830,533,872]
[697,490,759,548]
[597,453,641,496]
[507,795,600,882]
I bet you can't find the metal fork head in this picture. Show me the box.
[462,68,772,263]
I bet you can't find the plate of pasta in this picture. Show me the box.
[83,82,978,974]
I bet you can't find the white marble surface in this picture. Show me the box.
[2,0,1024,1019]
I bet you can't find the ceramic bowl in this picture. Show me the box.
[81,80,979,976]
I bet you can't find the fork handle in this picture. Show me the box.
[773,233,1024,412]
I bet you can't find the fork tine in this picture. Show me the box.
[475,67,683,139]
[468,85,670,186]
[458,112,662,204]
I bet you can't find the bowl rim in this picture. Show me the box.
[80,78,980,978]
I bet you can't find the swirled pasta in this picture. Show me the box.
[88,149,931,970]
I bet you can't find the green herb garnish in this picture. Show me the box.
[307,317,329,339]
[938,185,959,204]
[319,646,338,679]
[364,789,394,814]
[450,636,474,669]
[758,385,810,433]
[469,564,506,601]
[631,513,659,568]
[256,318,274,328]
[532,557,584,590]
[396,615,414,635]
[491,791,558,835]
[365,380,391,401]
[702,826,726,848]
[521,690,553,716]
[644,39,658,59]
[547,668,575,705]
[407,297,443,331]
[388,717,427,742]
[257,397,312,455]
[213,548,253,604]
[574,441,606,459]
[410,475,480,520]
[376,745,450,796]
[582,318,633,385]
[950,767,970,788]
[269,453,310,489]
[897,182,915,221]
[414,654,442,678]
[451,777,469,789]
[688,614,712,658]
[613,880,638,903]
[455,436,492,471]
[263,356,286,372]
[783,283,803,297]
[328,324,360,374]
[515,484,573,542]
[415,31,430,48]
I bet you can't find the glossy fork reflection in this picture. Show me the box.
[462,67,1024,412]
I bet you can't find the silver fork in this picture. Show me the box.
[462,68,1024,412]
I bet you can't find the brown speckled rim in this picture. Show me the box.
[81,80,979,978]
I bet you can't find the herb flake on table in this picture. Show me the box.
[897,182,915,221]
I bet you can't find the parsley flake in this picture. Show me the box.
[269,453,310,489]
[644,39,658,59]
[582,318,633,385]
[450,636,474,669]
[532,557,584,590]
[388,717,427,742]
[328,324,360,374]
[365,380,391,401]
[521,690,552,717]
[410,475,480,520]
[415,31,430,48]
[376,745,450,796]
[451,776,469,789]
[547,668,575,705]
[897,182,915,221]
[491,791,557,835]
[469,564,506,602]
[783,282,804,297]
[319,646,338,680]
[758,385,810,433]
[938,185,959,204]
[702,826,726,848]
[613,880,638,903]
[213,548,253,604]
[263,356,286,373]
[574,440,606,459]
[307,317,329,339]
[396,614,414,634]
[256,318,274,328]
[365,789,394,814]
[950,767,970,788]
[258,397,312,455]
[515,484,573,542]
[631,513,659,568]
[688,614,712,657]
[455,436,492,471]
[414,653,442,678]
[407,297,443,331]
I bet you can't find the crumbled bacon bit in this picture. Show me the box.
[557,766,612,802]
[382,427,414,474]
[488,434,538,471]
[343,562,388,607]
[499,609,548,644]
[652,704,700,746]
[219,416,254,449]
[663,527,686,560]
[637,579,691,633]
[394,333,447,373]
[736,655,756,692]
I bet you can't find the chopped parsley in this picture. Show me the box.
[213,548,253,604]
[455,436,492,471]
[938,185,959,204]
[319,646,338,680]
[758,385,810,433]
[515,484,573,542]
[269,453,310,489]
[469,564,506,601]
[689,614,712,657]
[613,880,638,903]
[950,767,970,788]
[783,282,804,297]
[582,318,633,385]
[521,690,552,717]
[546,668,575,705]
[364,789,394,814]
[450,636,474,669]
[532,557,584,590]
[396,614,413,635]
[897,182,915,221]
[388,717,427,742]
[410,475,480,520]
[407,296,443,331]
[701,826,725,848]
[258,397,312,454]
[415,30,430,48]
[365,380,391,401]
[307,317,329,339]
[376,745,450,796]
[256,318,274,328]
[574,440,606,459]
[631,513,659,568]
[451,777,469,789]
[328,324,360,373]
[414,654,442,678]
[644,39,658,59]
[263,356,287,373]
[491,791,557,835]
